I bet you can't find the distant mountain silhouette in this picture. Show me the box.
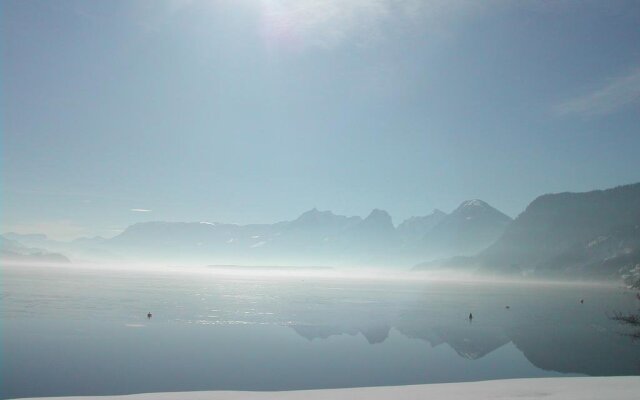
[93,202,509,266]
[1,236,71,264]
[8,183,640,278]
[287,208,362,232]
[397,210,446,240]
[423,200,512,258]
[18,181,633,277]
[479,183,640,279]
[415,183,640,281]
[2,232,118,262]
[3,232,52,249]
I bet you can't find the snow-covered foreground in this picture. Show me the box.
[14,377,640,400]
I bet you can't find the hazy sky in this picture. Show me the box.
[2,0,640,240]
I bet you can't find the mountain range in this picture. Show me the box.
[415,183,640,282]
[1,200,511,267]
[0,236,71,264]
[3,182,640,283]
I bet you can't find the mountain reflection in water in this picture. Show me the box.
[291,320,640,376]
[285,278,640,375]
[3,265,640,399]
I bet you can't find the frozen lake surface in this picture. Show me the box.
[2,265,639,399]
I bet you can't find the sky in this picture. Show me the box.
[2,0,640,240]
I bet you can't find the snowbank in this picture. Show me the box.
[14,377,640,400]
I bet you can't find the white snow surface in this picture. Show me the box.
[13,377,640,400]
[461,199,486,208]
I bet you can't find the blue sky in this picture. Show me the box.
[2,0,640,240]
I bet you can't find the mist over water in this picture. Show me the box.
[3,2,640,399]
[2,264,639,399]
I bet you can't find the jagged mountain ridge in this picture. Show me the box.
[397,209,446,239]
[423,199,512,258]
[3,200,511,267]
[415,183,640,281]
[480,183,640,279]
[0,236,71,264]
[6,182,640,277]
[102,202,510,266]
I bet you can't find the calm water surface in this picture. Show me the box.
[2,265,639,399]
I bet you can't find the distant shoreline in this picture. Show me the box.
[206,265,334,271]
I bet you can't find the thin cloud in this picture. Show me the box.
[130,208,152,212]
[555,68,640,117]
[262,0,389,49]
[261,0,485,50]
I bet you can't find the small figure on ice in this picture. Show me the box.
[147,312,152,319]
[469,313,473,321]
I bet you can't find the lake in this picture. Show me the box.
[2,265,639,399]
